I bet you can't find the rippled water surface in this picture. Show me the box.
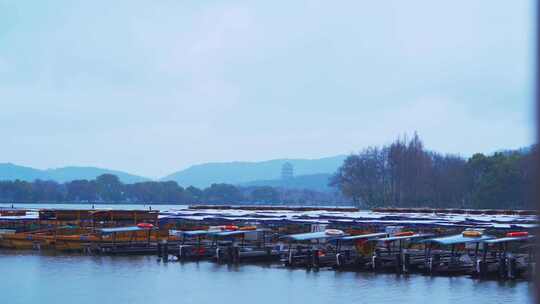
[0,250,533,304]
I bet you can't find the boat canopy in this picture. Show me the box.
[177,230,216,237]
[281,231,348,241]
[374,233,433,242]
[99,226,145,234]
[425,234,494,245]
[483,235,535,244]
[214,229,270,237]
[336,233,388,242]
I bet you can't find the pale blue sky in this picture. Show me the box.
[0,1,535,178]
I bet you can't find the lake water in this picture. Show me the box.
[0,250,533,304]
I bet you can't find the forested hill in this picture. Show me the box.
[162,156,346,188]
[0,163,148,184]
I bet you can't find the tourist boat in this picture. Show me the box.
[0,224,158,252]
[173,230,219,261]
[331,232,388,270]
[369,232,433,273]
[3,223,163,252]
[171,227,278,263]
[91,225,160,255]
[0,230,45,249]
[213,228,280,263]
[476,232,535,280]
[280,230,348,268]
[37,209,159,228]
[0,226,82,250]
[0,209,161,252]
[33,226,98,251]
[422,231,494,276]
[0,209,158,251]
[49,233,100,251]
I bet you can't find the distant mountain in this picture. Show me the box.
[241,173,335,192]
[0,155,348,187]
[45,167,149,183]
[0,163,49,181]
[163,155,346,188]
[0,163,149,184]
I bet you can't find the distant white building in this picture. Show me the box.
[281,162,294,180]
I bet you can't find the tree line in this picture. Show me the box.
[330,133,535,210]
[0,174,346,205]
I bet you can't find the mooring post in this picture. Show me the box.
[162,239,169,262]
[424,244,431,274]
[234,246,240,264]
[498,255,507,279]
[287,248,293,266]
[431,253,440,275]
[226,246,234,264]
[507,257,516,279]
[313,250,320,269]
[395,253,402,274]
[178,245,184,260]
[403,253,410,273]
[216,247,222,263]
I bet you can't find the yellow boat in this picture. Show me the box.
[0,230,47,249]
[0,221,176,252]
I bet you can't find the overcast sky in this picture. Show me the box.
[0,1,535,178]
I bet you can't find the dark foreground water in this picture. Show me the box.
[0,250,533,304]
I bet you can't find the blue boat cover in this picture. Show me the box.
[100,226,145,234]
[281,231,347,241]
[215,229,270,237]
[179,230,216,237]
[375,233,433,242]
[338,233,388,242]
[425,234,494,245]
[483,235,534,244]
